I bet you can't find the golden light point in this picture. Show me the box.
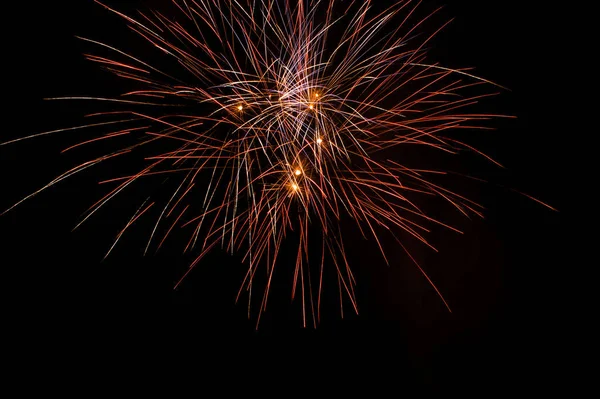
[237,105,243,111]
[317,138,323,144]
[291,183,299,191]
[315,93,320,98]
[308,104,314,110]
[294,169,302,176]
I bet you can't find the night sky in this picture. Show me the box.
[3,0,568,394]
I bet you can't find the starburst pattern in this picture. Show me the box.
[3,0,514,327]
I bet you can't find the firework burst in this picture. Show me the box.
[2,0,523,327]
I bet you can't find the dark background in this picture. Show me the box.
[3,0,569,394]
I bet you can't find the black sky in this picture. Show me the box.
[3,0,568,393]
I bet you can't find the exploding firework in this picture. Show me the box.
[2,0,530,327]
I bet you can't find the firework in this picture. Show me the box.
[2,0,521,327]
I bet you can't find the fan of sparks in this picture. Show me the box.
[4,0,510,327]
